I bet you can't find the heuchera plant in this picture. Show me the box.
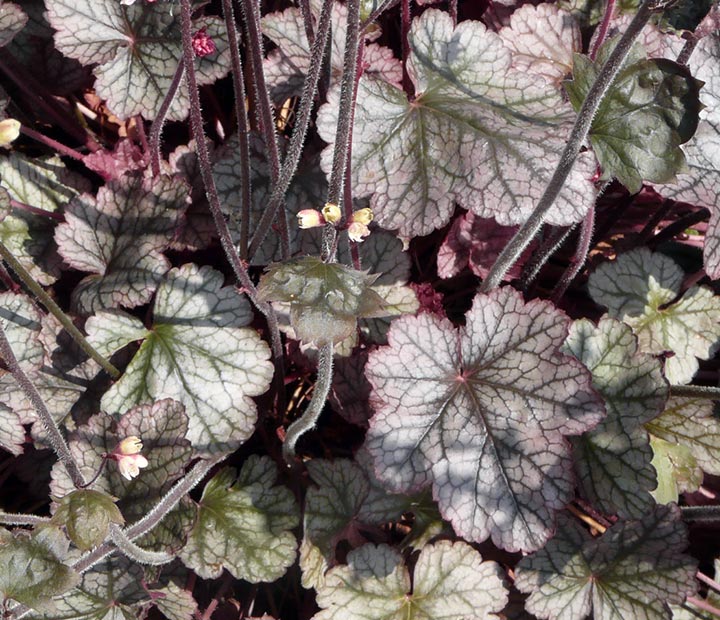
[1,0,720,617]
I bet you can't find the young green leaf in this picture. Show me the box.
[563,317,667,517]
[365,287,605,552]
[646,396,720,477]
[650,436,703,504]
[45,2,230,120]
[317,9,596,238]
[87,264,274,454]
[180,456,299,583]
[0,527,79,613]
[55,175,189,314]
[588,248,720,384]
[566,38,701,193]
[52,489,124,551]
[313,541,507,620]
[515,505,697,620]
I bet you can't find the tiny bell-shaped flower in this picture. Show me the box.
[348,221,371,243]
[351,208,373,225]
[192,27,217,57]
[112,436,149,480]
[0,119,20,148]
[321,202,342,224]
[297,209,325,229]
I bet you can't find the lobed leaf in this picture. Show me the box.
[46,1,231,120]
[588,248,720,384]
[0,1,27,48]
[364,287,604,552]
[650,436,703,504]
[515,504,697,620]
[313,541,507,620]
[88,263,274,454]
[566,40,701,193]
[317,9,596,238]
[564,317,666,517]
[180,456,299,582]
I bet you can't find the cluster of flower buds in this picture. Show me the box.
[297,204,374,243]
[192,27,217,57]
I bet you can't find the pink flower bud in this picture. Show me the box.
[297,209,325,229]
[348,221,371,243]
[112,436,149,480]
[192,28,216,58]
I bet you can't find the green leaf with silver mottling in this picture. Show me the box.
[313,541,507,620]
[515,504,697,620]
[88,263,274,454]
[180,455,299,583]
[588,248,720,384]
[563,317,666,517]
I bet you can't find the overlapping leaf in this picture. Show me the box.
[566,40,701,193]
[317,9,596,238]
[0,527,79,613]
[588,248,720,384]
[87,264,274,454]
[0,154,90,285]
[0,2,27,48]
[55,174,188,314]
[646,396,720,477]
[180,456,299,583]
[50,398,194,552]
[650,436,703,504]
[499,3,581,86]
[262,2,402,101]
[515,505,697,620]
[46,1,231,120]
[657,34,720,278]
[313,541,507,620]
[364,286,604,552]
[563,318,666,517]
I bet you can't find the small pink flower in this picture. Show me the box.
[192,28,217,58]
[348,221,370,243]
[297,209,325,229]
[111,436,149,480]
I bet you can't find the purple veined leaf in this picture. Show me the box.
[45,2,231,121]
[262,2,402,102]
[149,580,198,620]
[591,12,685,61]
[0,1,27,48]
[82,139,147,182]
[50,398,195,552]
[498,3,581,86]
[312,541,508,620]
[87,264,274,455]
[563,317,667,518]
[54,174,189,315]
[655,34,720,278]
[588,248,720,385]
[364,286,605,552]
[179,456,299,583]
[515,505,698,620]
[317,9,597,239]
[0,154,91,286]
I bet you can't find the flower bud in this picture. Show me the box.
[322,202,342,224]
[0,119,20,147]
[351,208,373,225]
[192,27,217,57]
[297,209,325,229]
[348,221,371,243]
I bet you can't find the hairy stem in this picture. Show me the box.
[0,513,51,526]
[590,0,617,60]
[179,0,286,411]
[519,225,575,291]
[550,206,595,303]
[248,0,335,258]
[680,505,720,521]
[221,0,253,260]
[0,241,121,378]
[283,342,334,464]
[109,524,174,565]
[148,58,186,178]
[480,0,657,292]
[0,323,87,489]
[669,384,720,400]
